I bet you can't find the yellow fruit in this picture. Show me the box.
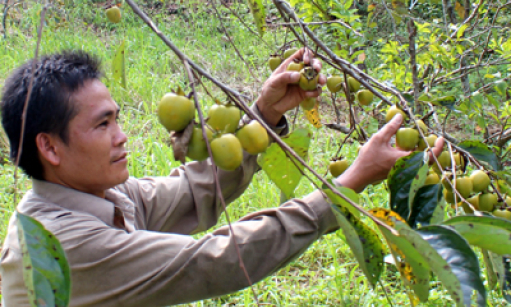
[455,177,473,199]
[211,134,243,171]
[386,105,407,123]
[268,56,282,71]
[236,120,269,155]
[300,97,316,110]
[461,195,480,213]
[326,76,343,93]
[437,151,451,169]
[442,172,453,191]
[453,153,464,169]
[470,170,490,193]
[157,93,195,132]
[415,119,428,134]
[424,172,440,185]
[493,209,511,220]
[106,6,121,23]
[505,196,511,206]
[207,104,241,134]
[286,61,304,72]
[347,77,360,92]
[298,67,319,91]
[396,128,419,151]
[283,48,299,59]
[444,189,456,204]
[356,90,374,106]
[329,159,350,177]
[479,193,498,212]
[418,134,438,151]
[187,127,213,161]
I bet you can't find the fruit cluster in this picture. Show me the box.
[326,75,374,107]
[157,92,270,171]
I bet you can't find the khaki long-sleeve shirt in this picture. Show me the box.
[1,110,339,307]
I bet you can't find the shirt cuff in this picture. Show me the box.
[242,104,289,137]
[302,190,340,235]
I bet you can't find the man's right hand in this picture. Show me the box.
[335,114,445,193]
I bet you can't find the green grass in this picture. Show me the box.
[0,2,509,306]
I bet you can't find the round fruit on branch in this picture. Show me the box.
[186,126,213,161]
[283,47,299,59]
[329,158,349,177]
[106,6,121,23]
[347,77,360,93]
[470,170,490,193]
[492,209,511,220]
[300,97,316,111]
[211,134,243,171]
[207,103,241,134]
[424,171,440,185]
[479,193,498,212]
[356,89,374,106]
[455,176,473,199]
[396,128,419,151]
[268,55,282,71]
[417,134,437,151]
[298,66,319,91]
[236,120,269,155]
[326,76,343,93]
[157,93,195,132]
[385,105,408,123]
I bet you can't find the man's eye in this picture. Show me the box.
[99,120,109,127]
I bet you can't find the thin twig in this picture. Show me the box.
[211,2,260,82]
[184,61,260,305]
[268,20,363,37]
[13,4,49,204]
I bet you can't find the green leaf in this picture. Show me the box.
[331,206,384,288]
[431,95,458,111]
[442,215,511,255]
[17,212,71,307]
[495,82,508,96]
[398,225,486,306]
[323,184,361,218]
[501,256,511,302]
[257,129,311,199]
[458,140,499,170]
[388,151,428,221]
[246,0,266,36]
[481,249,498,290]
[112,39,126,88]
[457,24,468,39]
[408,183,443,228]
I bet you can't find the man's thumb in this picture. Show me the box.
[271,72,300,88]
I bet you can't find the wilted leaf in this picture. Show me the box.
[455,2,466,21]
[112,39,126,88]
[257,129,311,199]
[458,140,499,170]
[17,212,71,307]
[331,206,384,288]
[442,215,511,255]
[246,0,266,36]
[370,209,430,302]
[304,102,322,128]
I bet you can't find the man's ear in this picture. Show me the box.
[35,133,61,166]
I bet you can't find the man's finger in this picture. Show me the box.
[375,113,403,142]
[318,74,326,86]
[302,48,313,65]
[311,59,322,72]
[428,137,445,162]
[268,71,300,89]
[304,88,322,98]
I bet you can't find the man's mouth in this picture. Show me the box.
[112,152,128,163]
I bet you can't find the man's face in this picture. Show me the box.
[52,79,129,196]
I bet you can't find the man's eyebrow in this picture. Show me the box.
[94,107,120,122]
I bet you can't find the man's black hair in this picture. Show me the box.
[1,50,103,180]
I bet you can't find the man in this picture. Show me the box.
[0,50,443,306]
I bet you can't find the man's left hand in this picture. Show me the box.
[256,48,326,126]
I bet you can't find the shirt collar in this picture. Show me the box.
[31,179,118,227]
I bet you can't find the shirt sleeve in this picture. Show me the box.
[2,190,338,307]
[116,103,289,234]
